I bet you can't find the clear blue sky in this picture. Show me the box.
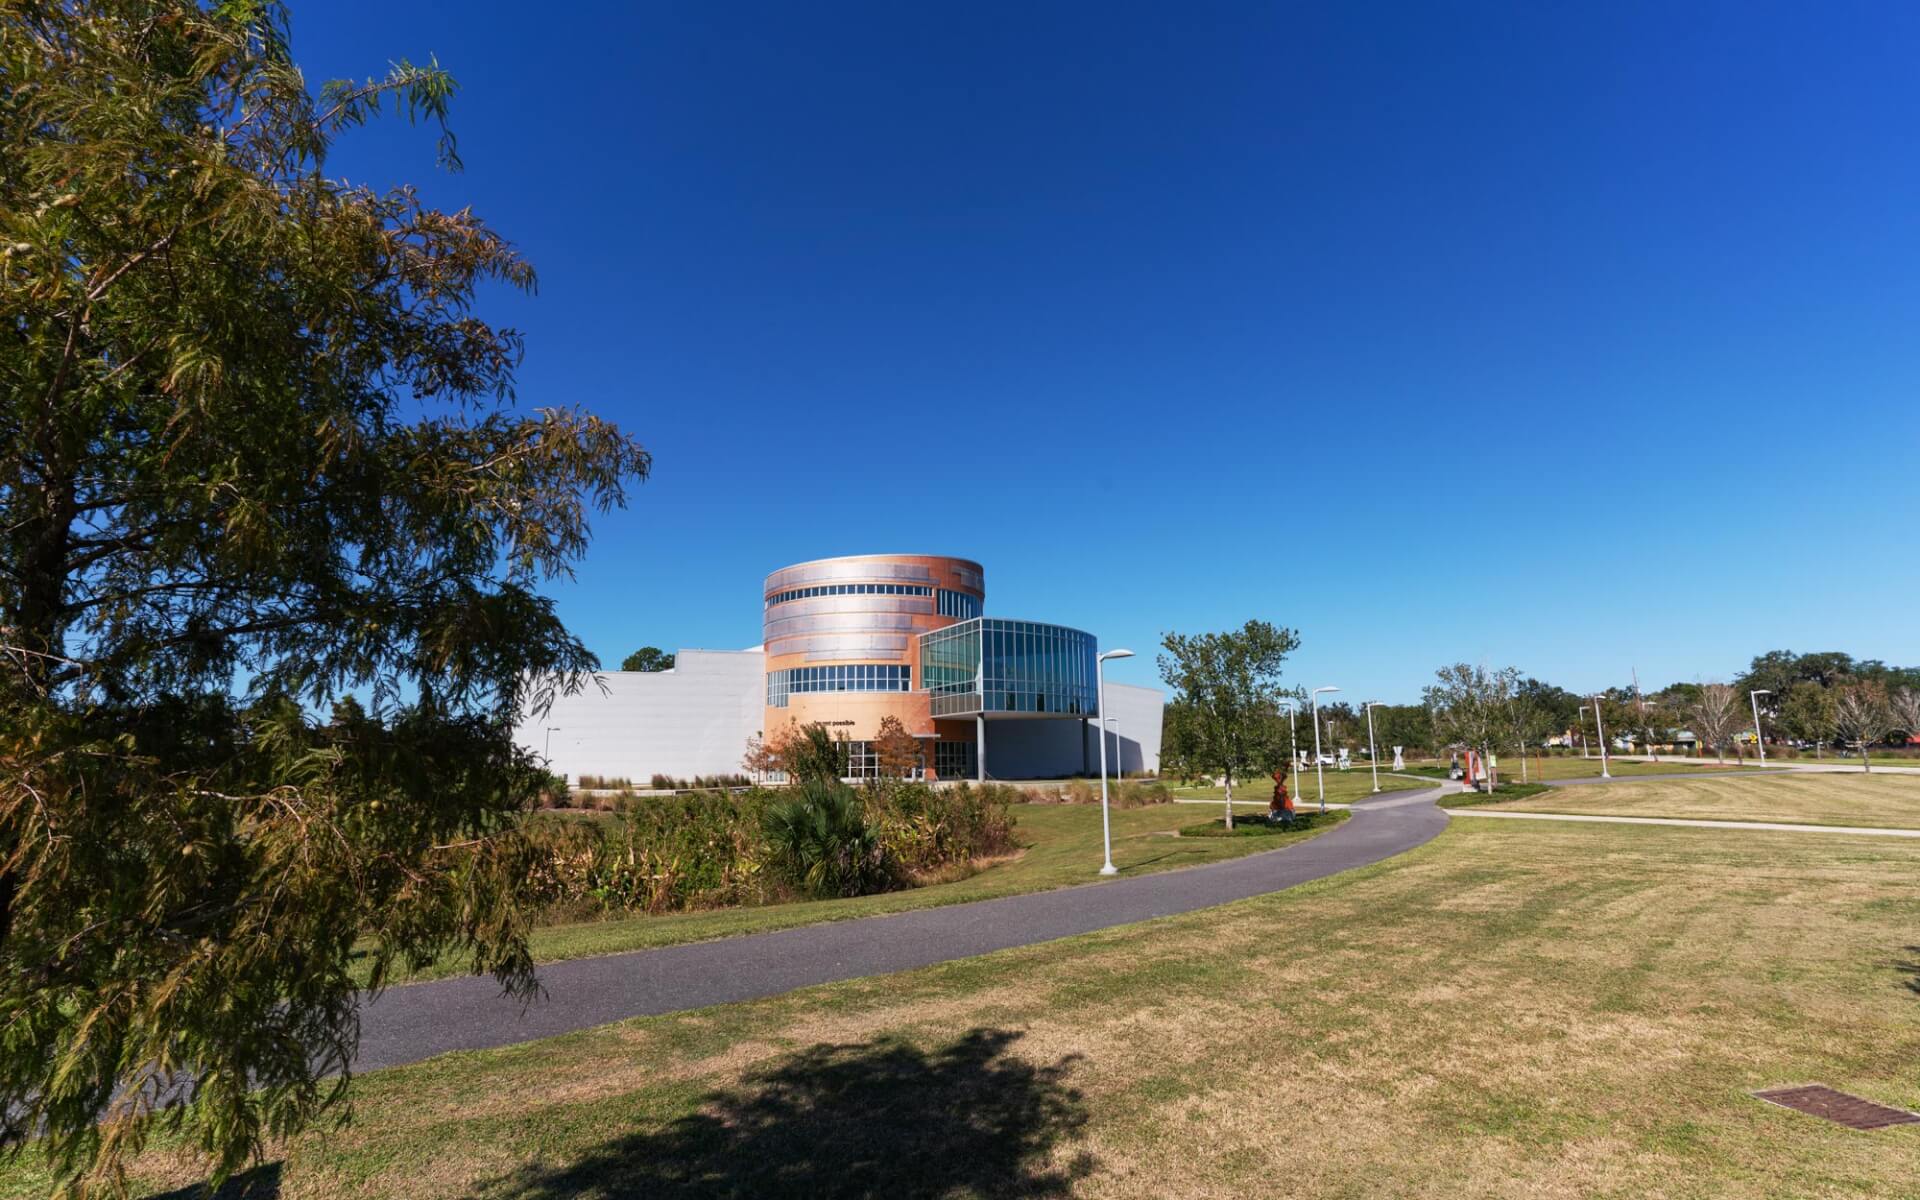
[297,1,1920,703]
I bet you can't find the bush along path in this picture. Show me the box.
[347,784,1450,1073]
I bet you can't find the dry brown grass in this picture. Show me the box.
[1492,769,1920,828]
[16,815,1920,1198]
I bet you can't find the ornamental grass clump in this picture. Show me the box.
[863,781,1018,877]
[520,790,772,917]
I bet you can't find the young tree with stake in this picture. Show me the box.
[1157,621,1300,830]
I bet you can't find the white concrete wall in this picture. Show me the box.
[512,650,1166,785]
[977,681,1166,780]
[514,649,764,784]
[1100,681,1165,775]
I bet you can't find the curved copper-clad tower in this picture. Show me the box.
[762,554,984,778]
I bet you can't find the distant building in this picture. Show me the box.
[516,554,1164,783]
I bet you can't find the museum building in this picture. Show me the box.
[517,554,1164,784]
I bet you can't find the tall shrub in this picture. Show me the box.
[761,781,888,898]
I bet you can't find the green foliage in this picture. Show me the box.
[1367,703,1434,755]
[1156,620,1300,800]
[1437,781,1553,807]
[1178,810,1339,838]
[761,781,889,900]
[620,647,675,672]
[0,5,649,1194]
[784,724,847,786]
[523,792,772,916]
[862,780,1018,876]
[1424,663,1520,757]
[1737,650,1920,704]
[1776,681,1837,750]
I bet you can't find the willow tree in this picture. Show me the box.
[1,4,650,1194]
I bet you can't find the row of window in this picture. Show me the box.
[934,741,977,778]
[767,663,913,707]
[767,583,933,607]
[922,618,1098,717]
[937,588,982,619]
[762,739,972,781]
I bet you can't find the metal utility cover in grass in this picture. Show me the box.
[1752,1085,1920,1130]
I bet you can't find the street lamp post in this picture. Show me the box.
[1363,701,1382,793]
[1279,698,1299,772]
[544,726,559,759]
[1095,648,1135,876]
[1750,689,1771,768]
[1591,695,1612,779]
[1312,686,1341,812]
[1577,705,1590,758]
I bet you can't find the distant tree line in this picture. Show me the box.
[1157,632,1920,796]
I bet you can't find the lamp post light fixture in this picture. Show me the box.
[1577,705,1590,758]
[1363,701,1383,793]
[1311,686,1341,811]
[1279,698,1300,803]
[1095,648,1135,876]
[1591,695,1612,779]
[1750,689,1771,767]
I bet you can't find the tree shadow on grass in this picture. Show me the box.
[150,1161,282,1199]
[1890,946,1920,996]
[471,1027,1094,1199]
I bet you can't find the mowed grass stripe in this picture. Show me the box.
[1489,770,1920,830]
[38,808,1920,1198]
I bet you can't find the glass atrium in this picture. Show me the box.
[920,618,1097,718]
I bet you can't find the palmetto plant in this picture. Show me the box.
[761,781,890,899]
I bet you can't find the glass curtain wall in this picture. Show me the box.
[922,620,983,716]
[920,618,1096,717]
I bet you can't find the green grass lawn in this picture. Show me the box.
[49,803,1920,1199]
[1787,753,1920,770]
[371,801,1351,986]
[1167,768,1428,805]
[1437,780,1553,807]
[1177,810,1346,838]
[1482,770,1920,829]
[1401,755,1768,782]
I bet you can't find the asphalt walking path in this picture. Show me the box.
[350,785,1450,1074]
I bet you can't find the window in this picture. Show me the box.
[766,663,913,707]
[937,589,981,620]
[767,583,934,607]
[919,617,1095,717]
[934,741,976,779]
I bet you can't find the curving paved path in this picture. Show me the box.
[350,786,1450,1073]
